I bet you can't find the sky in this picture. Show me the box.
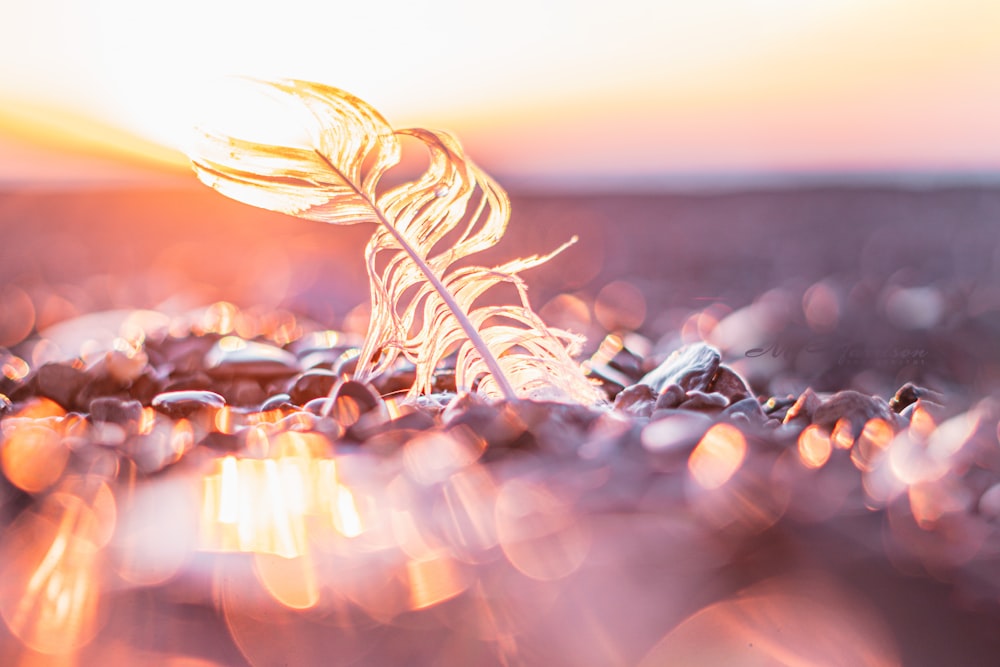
[1,0,999,188]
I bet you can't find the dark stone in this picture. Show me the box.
[305,380,380,427]
[613,384,656,418]
[127,372,163,405]
[899,398,945,423]
[607,346,645,383]
[89,397,144,428]
[678,390,729,412]
[334,380,380,415]
[201,431,241,452]
[812,390,898,438]
[432,370,458,394]
[35,363,88,410]
[204,338,301,378]
[372,361,417,397]
[889,383,943,413]
[444,396,532,454]
[654,383,686,410]
[288,368,339,405]
[723,397,767,424]
[441,392,492,425]
[707,364,753,403]
[585,364,630,401]
[638,343,721,394]
[7,375,37,403]
[151,333,220,375]
[151,390,226,418]
[75,370,130,408]
[260,393,296,412]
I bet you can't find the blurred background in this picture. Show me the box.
[2,0,999,396]
[2,0,1000,187]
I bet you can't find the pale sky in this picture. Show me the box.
[1,0,998,186]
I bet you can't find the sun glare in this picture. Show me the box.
[1,0,998,181]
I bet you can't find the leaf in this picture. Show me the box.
[189,79,603,404]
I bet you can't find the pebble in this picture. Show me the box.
[89,397,144,428]
[585,363,631,399]
[638,343,720,394]
[783,388,821,426]
[0,393,11,416]
[444,398,531,453]
[303,396,334,416]
[606,346,645,383]
[811,390,898,438]
[890,383,944,413]
[34,363,88,410]
[151,390,227,418]
[204,337,301,378]
[762,395,797,416]
[899,398,945,423]
[678,390,729,412]
[706,364,752,403]
[613,384,656,418]
[372,361,417,397]
[125,372,163,405]
[722,397,767,424]
[654,383,686,410]
[304,380,381,428]
[259,392,296,412]
[332,349,362,376]
[151,334,220,375]
[288,368,339,405]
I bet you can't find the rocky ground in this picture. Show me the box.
[1,185,999,665]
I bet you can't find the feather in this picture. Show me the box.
[189,79,603,404]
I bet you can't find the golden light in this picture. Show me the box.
[909,401,937,440]
[0,482,116,655]
[852,418,894,473]
[831,418,856,450]
[1,421,70,494]
[688,423,747,490]
[332,485,364,539]
[3,1,999,184]
[406,550,469,611]
[798,424,833,469]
